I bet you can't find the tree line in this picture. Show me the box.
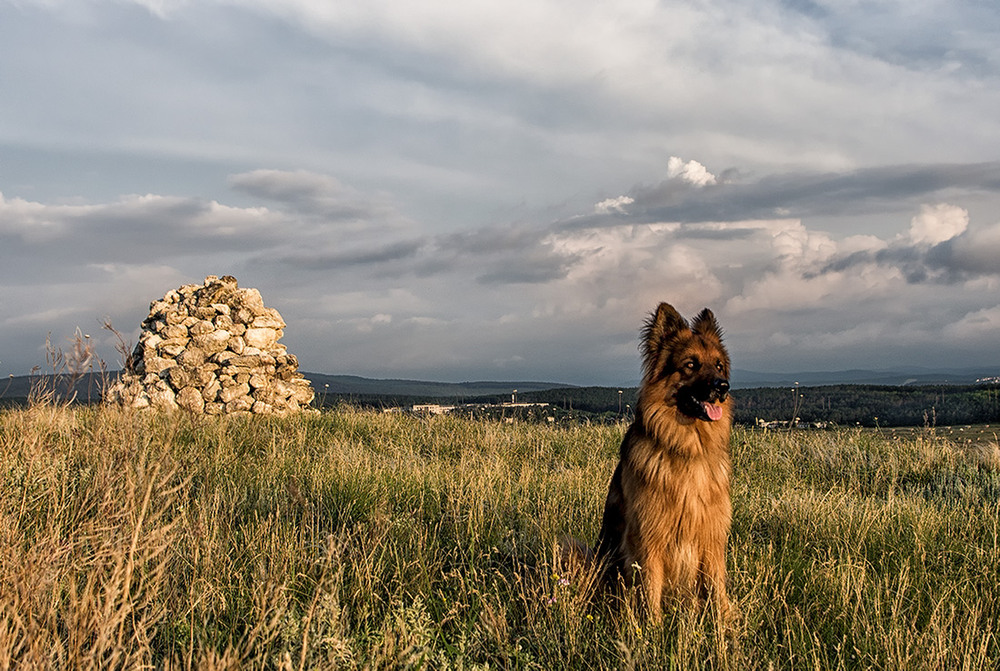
[483,384,1000,427]
[5,373,998,428]
[321,384,1000,427]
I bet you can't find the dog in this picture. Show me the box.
[595,302,733,618]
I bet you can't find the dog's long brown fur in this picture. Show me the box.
[595,302,733,618]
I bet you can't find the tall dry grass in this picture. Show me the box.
[1,405,998,669]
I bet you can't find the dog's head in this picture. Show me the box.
[640,302,731,422]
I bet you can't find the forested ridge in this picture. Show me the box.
[734,383,1000,427]
[5,373,998,427]
[321,384,1000,427]
[512,384,1000,427]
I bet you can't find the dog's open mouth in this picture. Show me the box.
[677,386,727,422]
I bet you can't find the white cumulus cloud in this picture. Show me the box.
[908,203,968,245]
[593,195,634,214]
[666,156,717,187]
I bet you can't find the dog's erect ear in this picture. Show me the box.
[641,303,688,374]
[691,308,724,342]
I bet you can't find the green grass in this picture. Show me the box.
[2,406,999,669]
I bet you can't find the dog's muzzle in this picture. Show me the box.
[677,377,730,421]
[709,378,730,403]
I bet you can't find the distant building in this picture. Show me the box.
[412,404,457,415]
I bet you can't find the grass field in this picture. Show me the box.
[2,405,999,669]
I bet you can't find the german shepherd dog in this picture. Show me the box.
[595,302,733,617]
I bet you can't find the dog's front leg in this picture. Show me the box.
[698,547,732,618]
[632,549,665,619]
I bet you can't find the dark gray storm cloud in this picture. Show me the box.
[440,225,550,255]
[562,162,1000,230]
[273,239,426,270]
[0,193,290,262]
[229,170,394,221]
[474,250,579,285]
[813,227,1000,284]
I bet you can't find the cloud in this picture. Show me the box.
[0,191,283,261]
[594,195,634,215]
[943,305,1000,342]
[908,203,968,245]
[948,221,1000,275]
[666,156,717,186]
[804,201,1000,284]
[229,169,396,222]
[474,247,580,285]
[344,312,393,334]
[273,239,426,270]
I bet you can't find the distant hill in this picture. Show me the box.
[732,367,999,388]
[307,374,575,399]
[4,367,998,402]
[0,372,107,405]
[4,370,998,427]
[0,372,574,406]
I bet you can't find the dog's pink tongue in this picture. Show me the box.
[703,402,723,421]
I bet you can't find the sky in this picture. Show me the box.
[2,0,1000,386]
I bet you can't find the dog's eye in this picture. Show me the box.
[684,360,697,371]
[716,361,725,373]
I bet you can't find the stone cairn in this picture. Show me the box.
[105,275,315,414]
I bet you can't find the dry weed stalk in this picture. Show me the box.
[28,329,98,407]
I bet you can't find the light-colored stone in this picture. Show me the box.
[226,396,254,413]
[235,287,265,312]
[229,354,262,368]
[149,387,178,410]
[192,330,231,354]
[178,347,207,368]
[219,382,251,404]
[149,300,170,317]
[289,379,315,405]
[157,337,189,349]
[166,366,191,390]
[251,314,285,329]
[144,356,177,374]
[189,320,216,336]
[234,307,254,325]
[214,314,234,331]
[202,378,222,402]
[193,367,216,387]
[228,335,245,355]
[176,386,205,413]
[159,344,186,358]
[140,331,163,347]
[249,375,270,390]
[193,307,217,320]
[244,327,277,349]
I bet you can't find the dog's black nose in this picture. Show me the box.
[712,379,730,398]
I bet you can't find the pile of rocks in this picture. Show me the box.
[105,275,315,414]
